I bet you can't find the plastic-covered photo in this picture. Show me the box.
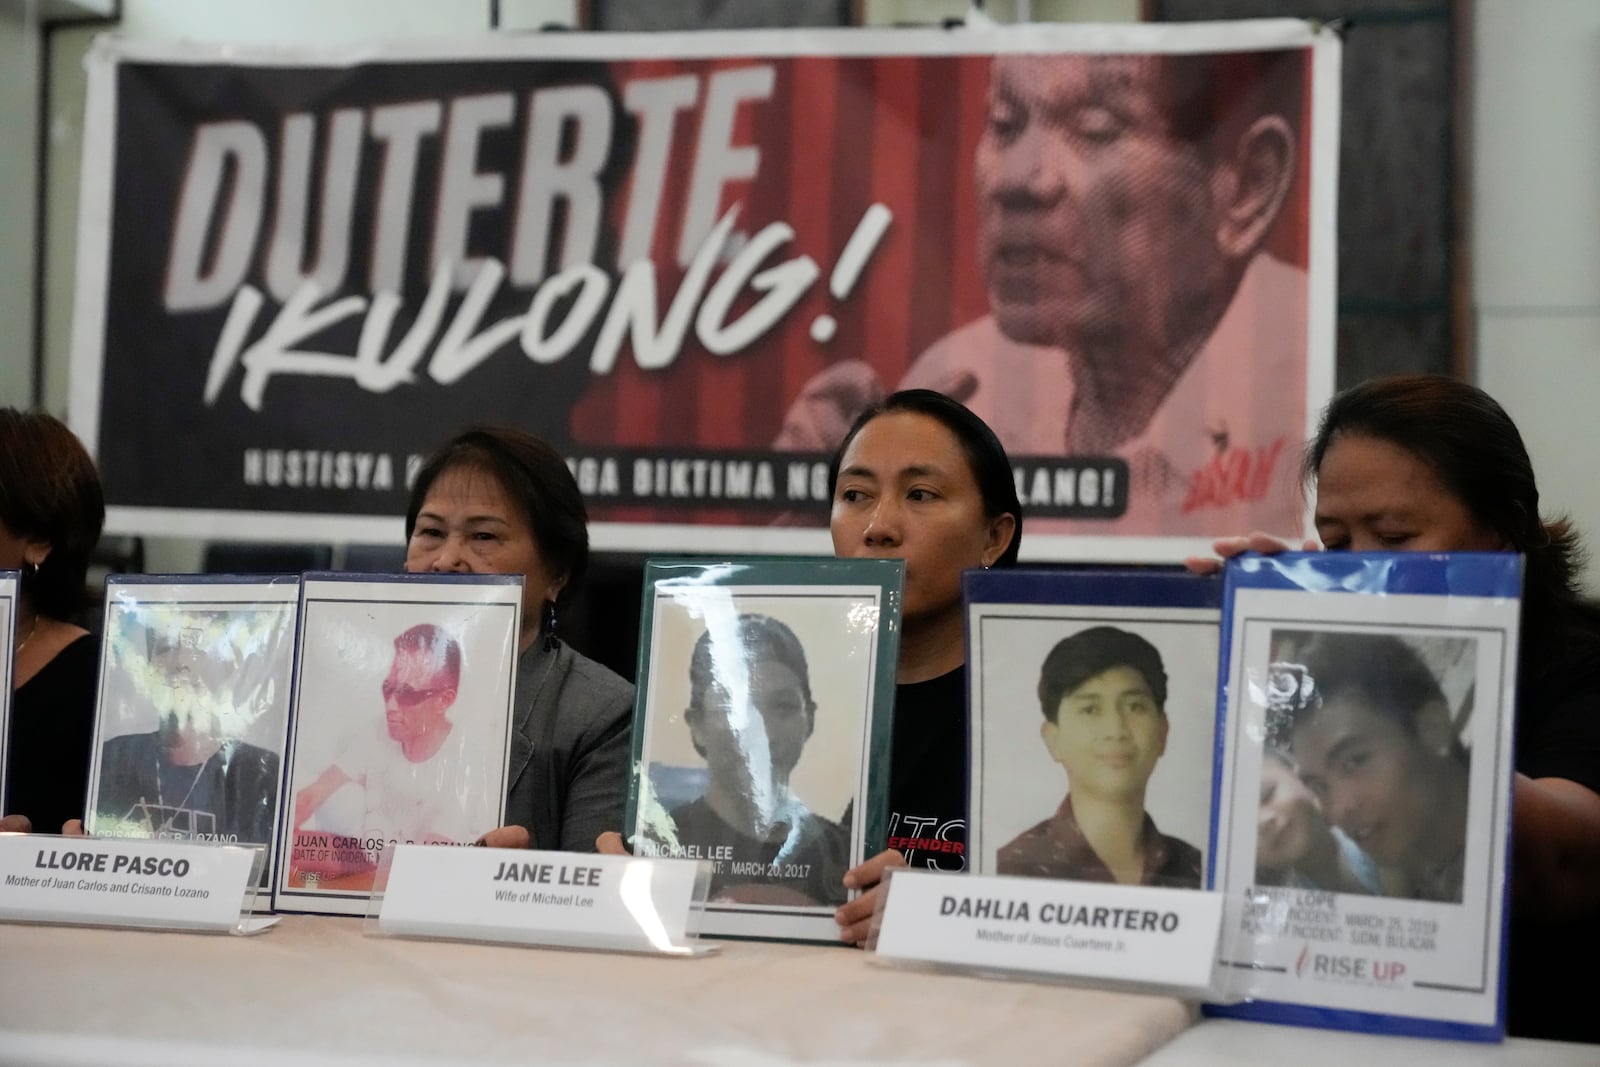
[84,577,298,892]
[1210,552,1521,1041]
[1252,631,1477,902]
[276,573,520,916]
[0,572,18,812]
[966,570,1220,888]
[627,559,902,942]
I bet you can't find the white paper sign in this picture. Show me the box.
[374,846,713,955]
[873,870,1223,993]
[0,835,264,931]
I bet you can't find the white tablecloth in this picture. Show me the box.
[0,916,1193,1066]
[2,917,1586,1066]
[1145,1018,1592,1067]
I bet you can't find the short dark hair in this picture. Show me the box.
[684,614,816,756]
[405,426,588,610]
[1037,626,1167,723]
[827,389,1023,567]
[0,409,105,620]
[687,613,814,713]
[1305,374,1586,615]
[1150,51,1305,161]
[1271,630,1447,747]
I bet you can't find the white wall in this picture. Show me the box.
[0,0,41,409]
[112,0,571,40]
[1473,1,1600,593]
[864,0,1138,24]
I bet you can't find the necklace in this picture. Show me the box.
[15,613,38,655]
[153,745,219,835]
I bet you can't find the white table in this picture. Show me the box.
[0,915,1192,1066]
[1,917,1587,1066]
[1145,1018,1592,1067]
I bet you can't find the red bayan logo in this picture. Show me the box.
[1182,438,1286,514]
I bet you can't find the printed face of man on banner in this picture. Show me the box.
[794,48,1309,535]
[973,53,1294,430]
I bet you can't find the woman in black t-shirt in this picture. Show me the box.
[826,389,1023,945]
[0,409,105,835]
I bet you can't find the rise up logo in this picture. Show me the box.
[1296,944,1407,985]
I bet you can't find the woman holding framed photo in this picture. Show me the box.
[1191,374,1600,1042]
[404,426,636,854]
[825,389,1022,944]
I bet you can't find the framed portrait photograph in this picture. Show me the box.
[625,558,902,942]
[274,573,521,916]
[1209,552,1521,1041]
[83,576,299,898]
[965,569,1221,890]
[0,571,18,811]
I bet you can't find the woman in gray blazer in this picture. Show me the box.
[404,426,634,852]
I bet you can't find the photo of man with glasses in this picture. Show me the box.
[289,623,482,889]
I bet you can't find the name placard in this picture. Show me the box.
[373,845,714,956]
[872,870,1223,994]
[0,835,267,933]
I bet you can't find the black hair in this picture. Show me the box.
[687,613,814,713]
[1272,630,1449,749]
[683,614,817,759]
[0,409,105,621]
[827,389,1023,567]
[1037,626,1167,723]
[1305,374,1587,620]
[1151,51,1306,161]
[405,426,588,613]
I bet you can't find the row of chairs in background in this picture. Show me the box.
[200,541,407,574]
[84,538,407,584]
[71,538,403,633]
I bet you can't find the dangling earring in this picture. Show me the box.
[543,599,560,651]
